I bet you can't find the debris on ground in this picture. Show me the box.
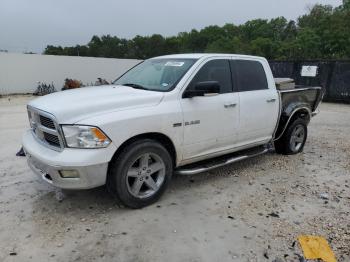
[33,82,56,96]
[319,192,330,200]
[55,190,65,202]
[94,78,110,86]
[16,146,25,157]
[62,78,83,91]
[298,235,337,262]
[267,212,280,218]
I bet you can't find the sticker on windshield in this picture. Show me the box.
[165,61,185,67]
[162,83,169,87]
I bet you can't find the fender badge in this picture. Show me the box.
[185,120,200,126]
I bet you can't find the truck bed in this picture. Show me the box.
[274,85,324,140]
[279,85,323,113]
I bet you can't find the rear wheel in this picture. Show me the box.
[274,118,308,155]
[107,139,173,208]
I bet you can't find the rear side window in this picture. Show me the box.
[188,59,233,94]
[232,60,268,92]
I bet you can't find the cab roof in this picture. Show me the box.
[152,53,265,60]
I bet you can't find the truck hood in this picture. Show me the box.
[28,85,164,123]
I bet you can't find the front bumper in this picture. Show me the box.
[22,130,117,189]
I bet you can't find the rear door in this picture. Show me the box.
[180,58,239,160]
[231,59,279,145]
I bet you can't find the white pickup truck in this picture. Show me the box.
[23,54,323,208]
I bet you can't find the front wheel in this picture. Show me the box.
[274,118,308,155]
[107,139,173,208]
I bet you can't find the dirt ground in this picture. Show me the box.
[0,95,349,262]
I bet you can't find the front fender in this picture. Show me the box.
[76,99,184,165]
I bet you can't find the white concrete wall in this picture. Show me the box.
[0,53,141,95]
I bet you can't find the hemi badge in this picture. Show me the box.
[173,123,182,127]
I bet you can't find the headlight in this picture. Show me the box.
[61,125,111,148]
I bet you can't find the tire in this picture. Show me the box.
[107,139,173,208]
[274,118,308,155]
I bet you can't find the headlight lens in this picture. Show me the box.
[62,125,111,148]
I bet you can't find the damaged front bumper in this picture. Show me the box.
[22,130,117,189]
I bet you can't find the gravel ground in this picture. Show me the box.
[0,95,349,262]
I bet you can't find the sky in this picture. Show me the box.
[0,0,342,53]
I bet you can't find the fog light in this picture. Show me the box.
[59,170,80,178]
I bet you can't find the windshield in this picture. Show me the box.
[114,58,197,91]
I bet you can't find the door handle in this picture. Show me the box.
[266,98,276,103]
[224,103,237,108]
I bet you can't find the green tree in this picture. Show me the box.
[43,4,350,60]
[250,37,277,59]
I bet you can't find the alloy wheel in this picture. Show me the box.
[126,153,166,199]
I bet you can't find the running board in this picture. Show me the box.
[175,147,270,176]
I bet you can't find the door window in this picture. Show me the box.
[231,60,268,92]
[187,59,233,94]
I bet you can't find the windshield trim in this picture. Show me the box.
[112,58,198,92]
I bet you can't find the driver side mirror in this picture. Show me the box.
[183,81,220,98]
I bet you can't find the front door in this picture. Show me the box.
[180,59,239,160]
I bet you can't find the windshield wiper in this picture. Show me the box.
[122,83,149,90]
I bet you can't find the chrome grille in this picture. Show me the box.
[39,115,55,129]
[27,107,63,150]
[43,132,60,147]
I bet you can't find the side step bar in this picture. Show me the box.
[175,147,270,176]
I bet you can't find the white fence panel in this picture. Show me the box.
[0,53,140,95]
